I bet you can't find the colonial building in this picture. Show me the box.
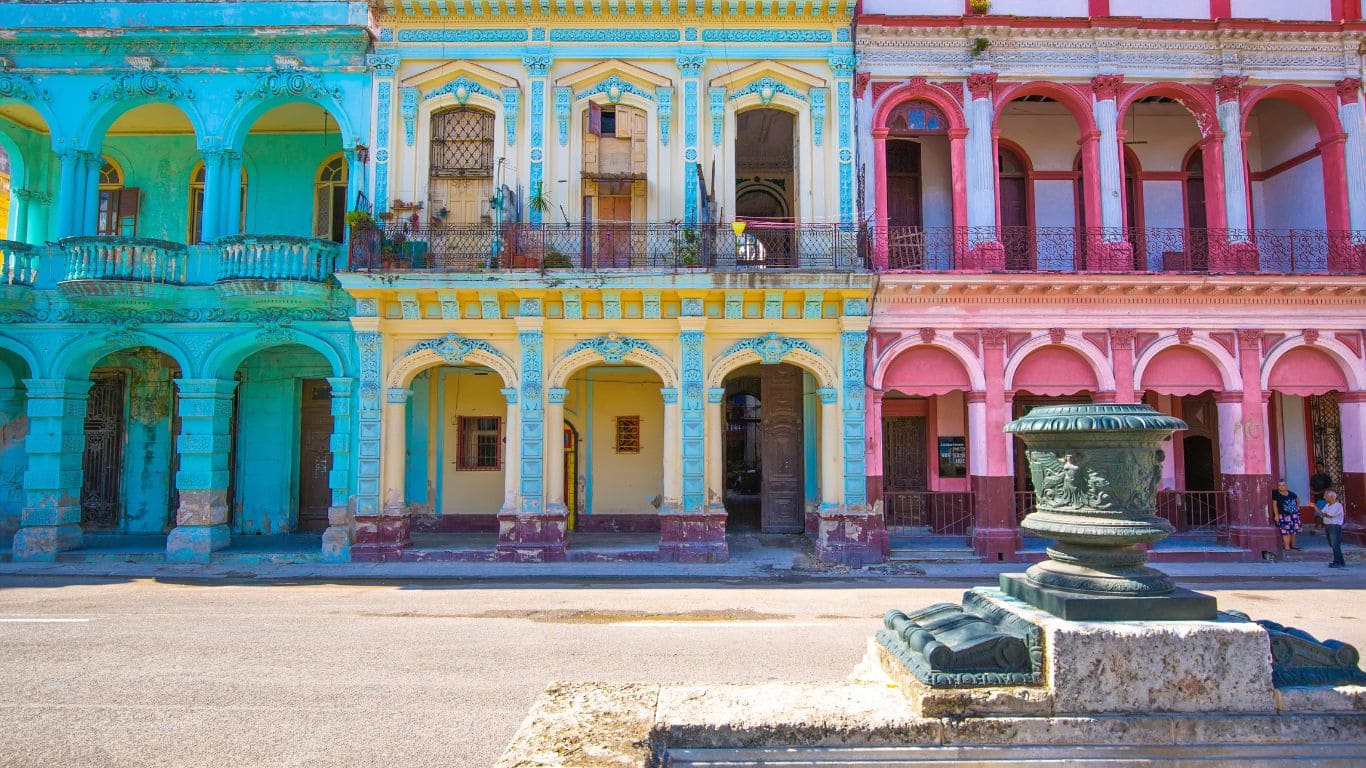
[857,2,1366,561]
[0,2,371,562]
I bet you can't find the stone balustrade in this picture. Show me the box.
[215,234,339,284]
[59,236,189,285]
[0,240,38,287]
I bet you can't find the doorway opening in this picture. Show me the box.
[735,108,797,267]
[722,363,807,533]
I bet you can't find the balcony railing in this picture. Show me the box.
[1155,490,1229,534]
[216,235,339,283]
[59,236,189,285]
[1015,491,1035,524]
[873,226,1366,275]
[0,240,38,287]
[347,221,864,272]
[884,490,975,535]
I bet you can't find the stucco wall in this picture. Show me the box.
[0,352,27,532]
[438,367,509,516]
[1247,100,1327,231]
[565,366,664,518]
[1232,0,1332,21]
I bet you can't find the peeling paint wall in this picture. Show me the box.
[0,353,29,532]
[92,348,179,534]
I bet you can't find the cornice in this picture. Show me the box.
[875,274,1366,307]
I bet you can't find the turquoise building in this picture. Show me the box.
[0,1,372,562]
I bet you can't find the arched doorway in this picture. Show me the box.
[0,348,32,538]
[883,99,954,269]
[997,144,1030,270]
[735,107,797,268]
[721,363,807,533]
[313,154,348,243]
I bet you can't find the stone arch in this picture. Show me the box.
[385,334,518,391]
[201,331,346,381]
[993,81,1097,134]
[0,334,40,378]
[548,334,678,390]
[706,334,837,391]
[223,90,357,155]
[1118,83,1218,139]
[1004,333,1115,394]
[78,84,208,153]
[1133,334,1240,394]
[52,330,193,381]
[1241,84,1343,142]
[0,71,64,137]
[872,81,967,134]
[1261,334,1364,393]
[872,335,984,393]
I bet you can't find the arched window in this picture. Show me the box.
[96,157,138,236]
[313,154,348,243]
[187,162,249,244]
[886,100,948,136]
[429,107,495,225]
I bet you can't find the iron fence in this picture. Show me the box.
[884,491,975,535]
[1015,491,1035,524]
[1155,490,1229,534]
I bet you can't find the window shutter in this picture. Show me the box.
[583,112,599,173]
[630,109,647,174]
[313,184,331,238]
[614,106,631,139]
[588,101,603,137]
[116,188,140,236]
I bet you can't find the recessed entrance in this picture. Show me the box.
[723,363,806,533]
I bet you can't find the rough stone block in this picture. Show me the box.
[166,524,230,563]
[11,524,81,561]
[494,682,658,768]
[814,504,885,566]
[1275,686,1366,713]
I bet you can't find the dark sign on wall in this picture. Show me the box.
[938,436,967,478]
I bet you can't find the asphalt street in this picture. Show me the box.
[0,572,1361,768]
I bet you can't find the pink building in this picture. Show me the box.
[855,4,1366,562]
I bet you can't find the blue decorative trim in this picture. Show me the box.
[810,87,827,147]
[424,76,496,104]
[375,81,392,214]
[836,28,851,42]
[707,387,724,405]
[722,332,818,365]
[680,329,706,513]
[660,387,680,405]
[841,330,868,507]
[400,87,418,147]
[398,29,528,42]
[550,29,680,42]
[522,53,552,78]
[531,27,546,41]
[562,333,665,365]
[355,331,382,518]
[684,27,699,41]
[701,29,832,42]
[575,74,655,104]
[530,71,547,225]
[708,86,725,146]
[366,54,399,78]
[656,86,673,146]
[378,27,394,42]
[503,87,520,145]
[728,76,807,104]
[403,333,500,365]
[554,86,571,147]
[837,78,853,225]
[519,328,544,513]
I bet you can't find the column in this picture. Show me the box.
[1338,392,1366,545]
[10,188,29,243]
[1214,76,1259,271]
[677,54,705,225]
[522,53,551,225]
[1111,329,1137,404]
[819,388,841,508]
[320,377,354,563]
[353,384,411,561]
[1222,329,1279,555]
[661,388,681,511]
[964,73,1005,268]
[829,54,858,226]
[498,387,521,516]
[223,150,244,237]
[544,387,566,512]
[365,54,400,216]
[705,387,724,511]
[1335,78,1366,270]
[497,313,566,561]
[972,329,1021,561]
[56,148,81,238]
[11,379,90,561]
[80,151,100,236]
[166,379,237,562]
[1089,75,1133,270]
[872,127,891,268]
[199,148,225,243]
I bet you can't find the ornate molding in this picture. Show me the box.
[719,332,819,365]
[1090,74,1123,101]
[575,74,655,104]
[1336,78,1362,105]
[562,333,665,365]
[366,54,400,78]
[0,71,50,102]
[424,75,496,104]
[236,65,341,102]
[728,75,807,105]
[967,72,997,101]
[1214,75,1248,104]
[403,333,499,365]
[91,69,193,102]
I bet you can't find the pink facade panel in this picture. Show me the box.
[1140,346,1225,396]
[1011,346,1098,395]
[1268,346,1350,396]
[881,346,973,396]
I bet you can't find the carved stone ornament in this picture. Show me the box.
[1176,327,1194,344]
[1048,327,1066,344]
[1090,74,1124,101]
[980,328,1008,348]
[91,69,193,102]
[918,327,936,344]
[237,66,342,103]
[1303,328,1320,345]
[1225,611,1366,688]
[721,332,818,365]
[563,333,665,365]
[404,333,498,365]
[1005,404,1195,605]
[1214,75,1248,104]
[1110,329,1136,350]
[966,72,997,101]
[876,591,1042,688]
[1336,78,1363,105]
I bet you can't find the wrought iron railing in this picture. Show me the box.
[883,491,975,535]
[1155,490,1229,534]
[215,235,339,283]
[0,240,38,287]
[347,221,865,271]
[869,225,1366,275]
[1015,491,1035,524]
[59,236,189,285]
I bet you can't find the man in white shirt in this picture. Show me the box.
[1321,490,1346,569]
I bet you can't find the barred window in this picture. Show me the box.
[614,416,640,454]
[430,107,495,179]
[457,416,502,470]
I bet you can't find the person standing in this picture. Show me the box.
[1321,490,1346,569]
[1310,461,1334,533]
[1271,480,1302,551]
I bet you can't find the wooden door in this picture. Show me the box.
[759,364,804,533]
[597,196,632,268]
[1184,151,1209,271]
[882,416,927,492]
[887,141,923,228]
[297,379,332,532]
[81,370,126,530]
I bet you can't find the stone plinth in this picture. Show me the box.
[1000,572,1217,621]
[658,507,728,563]
[814,503,886,567]
[496,507,567,562]
[351,504,411,562]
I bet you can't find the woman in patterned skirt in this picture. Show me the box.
[1271,480,1302,551]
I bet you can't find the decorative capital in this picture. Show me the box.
[546,387,568,405]
[522,54,552,78]
[1336,78,1362,105]
[1048,328,1067,344]
[675,54,706,76]
[816,387,839,405]
[707,387,725,405]
[918,328,937,344]
[1303,328,1320,345]
[500,387,518,404]
[1176,327,1194,344]
[854,72,871,98]
[827,54,858,78]
[1214,75,1248,104]
[1090,74,1124,102]
[660,387,680,405]
[966,72,997,101]
[366,54,400,77]
[1237,328,1263,351]
[981,328,1009,348]
[385,387,411,404]
[1111,329,1136,350]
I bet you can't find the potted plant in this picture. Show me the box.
[967,0,990,14]
[345,210,376,230]
[670,224,703,268]
[527,182,552,222]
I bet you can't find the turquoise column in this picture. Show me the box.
[55,148,80,238]
[517,316,544,514]
[830,54,858,225]
[166,378,237,562]
[677,53,704,224]
[80,150,99,236]
[523,53,551,225]
[366,54,400,215]
[841,328,868,508]
[679,322,705,514]
[11,379,90,561]
[199,148,225,243]
[223,150,244,237]
[321,377,354,562]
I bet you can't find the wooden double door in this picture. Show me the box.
[724,364,806,533]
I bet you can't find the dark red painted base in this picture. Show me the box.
[1222,473,1280,556]
[351,513,412,562]
[658,508,729,563]
[971,475,1020,562]
[575,514,661,533]
[1344,472,1366,545]
[496,509,568,562]
[411,514,498,533]
[814,505,886,566]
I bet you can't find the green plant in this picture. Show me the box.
[345,210,375,229]
[670,226,702,267]
[970,37,991,56]
[968,0,990,13]
[527,182,552,219]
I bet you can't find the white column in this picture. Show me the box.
[501,387,520,512]
[382,388,409,512]
[1092,78,1125,232]
[819,387,841,507]
[706,388,724,508]
[965,76,998,236]
[1338,84,1366,234]
[1217,85,1251,236]
[545,387,566,509]
[662,388,680,510]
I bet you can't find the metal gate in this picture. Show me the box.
[81,370,126,530]
[297,379,333,532]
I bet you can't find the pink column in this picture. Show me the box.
[1111,329,1137,404]
[1199,132,1229,232]
[1339,391,1366,545]
[971,329,1020,561]
[866,388,884,505]
[1224,330,1279,556]
[872,128,890,270]
[949,126,968,231]
[1077,130,1110,271]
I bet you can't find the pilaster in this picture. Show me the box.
[829,54,857,225]
[321,377,355,563]
[677,54,704,225]
[1336,79,1366,237]
[964,73,1004,265]
[523,53,552,224]
[972,330,1020,561]
[366,54,400,214]
[166,378,238,563]
[12,379,90,561]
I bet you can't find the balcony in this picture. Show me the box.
[875,226,1366,275]
[346,222,865,272]
[57,236,189,310]
[213,235,339,308]
[0,240,38,309]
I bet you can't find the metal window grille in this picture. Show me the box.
[458,416,502,470]
[430,108,495,179]
[615,416,641,454]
